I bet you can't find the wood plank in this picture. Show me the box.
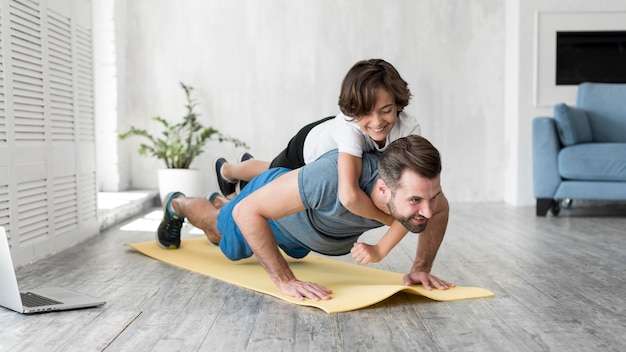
[2,203,626,351]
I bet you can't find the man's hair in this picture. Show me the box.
[338,59,412,118]
[378,135,442,190]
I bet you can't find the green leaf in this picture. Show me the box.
[117,82,249,168]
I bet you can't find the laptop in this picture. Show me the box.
[0,226,106,314]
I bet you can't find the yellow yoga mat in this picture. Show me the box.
[127,236,494,313]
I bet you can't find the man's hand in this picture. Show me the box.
[403,271,455,291]
[279,280,333,301]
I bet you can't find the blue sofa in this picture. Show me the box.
[532,82,626,216]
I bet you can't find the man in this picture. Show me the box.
[157,135,454,301]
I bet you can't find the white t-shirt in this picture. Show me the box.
[302,111,421,164]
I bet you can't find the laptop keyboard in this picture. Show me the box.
[21,292,63,307]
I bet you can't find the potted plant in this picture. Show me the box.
[119,82,247,199]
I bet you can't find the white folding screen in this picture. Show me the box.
[0,0,96,266]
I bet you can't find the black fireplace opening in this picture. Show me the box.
[556,31,626,85]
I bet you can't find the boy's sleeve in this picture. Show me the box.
[397,112,421,137]
[333,121,366,157]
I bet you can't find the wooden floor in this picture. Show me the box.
[2,202,626,352]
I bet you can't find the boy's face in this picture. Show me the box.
[355,88,398,146]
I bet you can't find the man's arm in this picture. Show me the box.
[231,169,332,301]
[403,192,456,290]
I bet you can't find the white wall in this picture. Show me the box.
[114,0,506,203]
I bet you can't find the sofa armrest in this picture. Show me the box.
[532,117,562,198]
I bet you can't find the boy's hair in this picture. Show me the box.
[338,59,412,118]
[378,135,441,191]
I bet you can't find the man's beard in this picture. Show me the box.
[387,201,428,233]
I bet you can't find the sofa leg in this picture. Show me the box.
[536,199,555,216]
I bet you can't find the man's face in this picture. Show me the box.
[386,171,441,233]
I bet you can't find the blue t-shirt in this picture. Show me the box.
[216,149,384,260]
[274,150,383,255]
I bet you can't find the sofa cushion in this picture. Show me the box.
[558,143,626,181]
[577,83,626,143]
[553,103,592,146]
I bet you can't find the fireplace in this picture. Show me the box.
[534,11,626,107]
[556,31,626,85]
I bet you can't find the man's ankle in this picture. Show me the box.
[222,163,237,182]
[170,195,183,215]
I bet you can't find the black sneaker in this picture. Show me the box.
[156,192,185,249]
[237,152,254,192]
[214,158,237,198]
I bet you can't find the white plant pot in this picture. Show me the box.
[157,168,203,203]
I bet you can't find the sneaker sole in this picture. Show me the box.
[155,232,180,249]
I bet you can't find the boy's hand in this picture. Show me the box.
[350,242,382,264]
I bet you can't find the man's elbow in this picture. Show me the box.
[232,201,249,226]
[233,199,267,227]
